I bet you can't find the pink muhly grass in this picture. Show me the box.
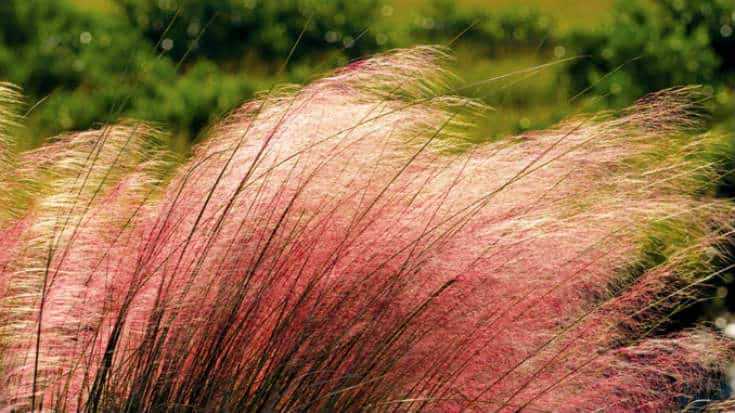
[0,47,733,411]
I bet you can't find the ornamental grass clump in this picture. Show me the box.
[0,47,733,411]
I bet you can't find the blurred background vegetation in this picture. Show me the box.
[0,0,735,150]
[0,0,732,150]
[0,0,734,324]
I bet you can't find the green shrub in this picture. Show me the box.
[0,0,261,142]
[131,60,261,141]
[114,0,390,65]
[0,1,139,96]
[566,0,735,106]
[0,0,157,135]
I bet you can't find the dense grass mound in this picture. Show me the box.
[0,47,733,412]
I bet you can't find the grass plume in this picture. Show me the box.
[0,47,733,412]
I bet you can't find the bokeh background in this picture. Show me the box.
[1,0,734,322]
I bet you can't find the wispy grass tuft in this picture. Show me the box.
[0,47,733,412]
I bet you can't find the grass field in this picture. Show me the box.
[391,0,614,137]
[393,0,614,30]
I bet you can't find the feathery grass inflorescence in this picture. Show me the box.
[0,47,733,412]
[0,83,23,225]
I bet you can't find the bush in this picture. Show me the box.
[566,0,735,106]
[0,1,142,97]
[0,0,260,141]
[131,60,261,140]
[114,0,390,65]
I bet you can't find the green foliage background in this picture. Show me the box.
[0,0,732,147]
